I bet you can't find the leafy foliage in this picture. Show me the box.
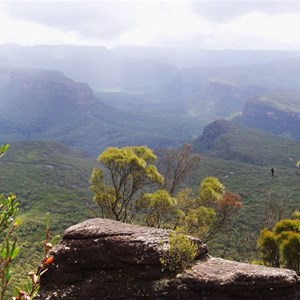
[13,216,60,300]
[136,189,176,228]
[0,144,20,299]
[0,194,19,300]
[199,177,225,205]
[0,141,93,296]
[175,189,217,239]
[257,218,300,274]
[160,233,197,273]
[174,179,241,243]
[257,229,280,268]
[90,146,163,222]
[0,145,9,159]
[91,146,242,242]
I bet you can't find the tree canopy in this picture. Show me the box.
[90,145,242,243]
[90,146,163,222]
[258,216,300,274]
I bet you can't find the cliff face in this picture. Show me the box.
[192,119,234,152]
[8,69,97,105]
[235,100,300,140]
[37,218,300,300]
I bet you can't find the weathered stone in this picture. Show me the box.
[37,218,300,299]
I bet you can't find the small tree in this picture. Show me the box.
[90,146,241,244]
[204,192,242,242]
[159,144,201,196]
[257,217,300,274]
[281,233,300,274]
[90,146,164,223]
[136,189,176,228]
[173,178,242,243]
[257,229,280,267]
[262,191,291,230]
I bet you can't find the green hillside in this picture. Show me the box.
[0,141,95,280]
[191,120,300,259]
[193,120,300,166]
[0,141,102,294]
[0,140,94,225]
[2,122,300,281]
[191,157,300,260]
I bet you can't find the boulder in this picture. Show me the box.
[37,218,300,299]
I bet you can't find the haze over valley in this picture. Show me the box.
[1,2,300,296]
[2,45,300,155]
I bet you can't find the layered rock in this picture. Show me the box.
[37,218,300,299]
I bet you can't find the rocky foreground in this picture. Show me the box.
[37,218,300,299]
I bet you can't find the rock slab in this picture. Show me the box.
[37,218,300,299]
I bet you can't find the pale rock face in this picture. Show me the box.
[37,218,299,300]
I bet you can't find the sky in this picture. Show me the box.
[1,1,300,50]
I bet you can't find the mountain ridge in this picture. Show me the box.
[193,119,300,167]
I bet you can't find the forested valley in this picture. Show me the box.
[0,45,300,298]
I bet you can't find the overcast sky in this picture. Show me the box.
[1,1,300,50]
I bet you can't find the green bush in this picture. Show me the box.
[273,219,300,235]
[258,216,300,274]
[160,233,198,273]
[281,232,300,274]
[257,229,280,267]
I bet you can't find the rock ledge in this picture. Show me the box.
[37,218,299,299]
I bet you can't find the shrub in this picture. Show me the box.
[257,229,280,267]
[258,217,300,274]
[160,233,197,273]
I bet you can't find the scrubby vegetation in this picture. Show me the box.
[258,214,300,274]
[2,123,300,288]
[0,142,92,298]
[90,145,242,245]
[160,233,198,273]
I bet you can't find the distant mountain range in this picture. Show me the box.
[2,44,300,264]
[1,44,300,155]
[0,67,194,154]
[112,46,300,68]
[0,45,178,91]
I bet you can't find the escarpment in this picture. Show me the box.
[37,218,300,299]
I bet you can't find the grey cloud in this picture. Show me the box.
[3,1,137,39]
[191,1,300,22]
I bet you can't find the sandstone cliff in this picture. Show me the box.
[37,218,300,299]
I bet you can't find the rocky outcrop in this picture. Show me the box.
[10,69,96,105]
[192,119,234,152]
[37,218,300,299]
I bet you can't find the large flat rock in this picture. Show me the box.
[37,218,299,299]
